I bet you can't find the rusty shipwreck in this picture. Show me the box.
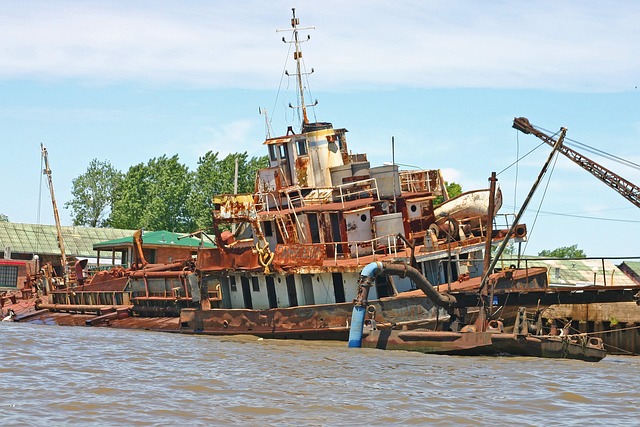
[178,10,529,339]
[10,10,640,362]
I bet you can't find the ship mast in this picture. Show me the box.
[41,144,69,283]
[278,8,316,128]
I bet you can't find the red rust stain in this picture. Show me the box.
[295,156,309,187]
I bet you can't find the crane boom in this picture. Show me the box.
[512,117,640,210]
[41,144,69,282]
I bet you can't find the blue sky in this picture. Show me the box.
[1,1,639,259]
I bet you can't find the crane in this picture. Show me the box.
[512,117,640,209]
[41,144,69,284]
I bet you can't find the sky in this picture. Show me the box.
[0,0,639,260]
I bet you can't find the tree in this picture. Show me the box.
[434,181,463,205]
[111,154,194,232]
[65,159,123,227]
[538,244,587,258]
[187,151,269,230]
[0,213,8,222]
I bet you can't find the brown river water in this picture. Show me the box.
[1,322,638,426]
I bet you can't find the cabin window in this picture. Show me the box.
[278,144,287,159]
[360,214,367,222]
[0,266,18,288]
[263,221,273,237]
[332,272,346,303]
[375,275,393,298]
[286,275,298,307]
[268,145,277,161]
[266,276,278,308]
[240,276,253,309]
[296,139,307,156]
[229,276,237,292]
[252,276,260,292]
[307,213,321,244]
[302,274,315,305]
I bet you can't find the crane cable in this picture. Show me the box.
[534,125,640,172]
[521,145,560,255]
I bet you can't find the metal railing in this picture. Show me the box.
[399,169,443,194]
[334,178,380,208]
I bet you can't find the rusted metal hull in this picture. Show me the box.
[363,329,607,362]
[179,293,443,339]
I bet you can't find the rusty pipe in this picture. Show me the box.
[360,261,457,310]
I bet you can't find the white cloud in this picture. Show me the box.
[193,119,260,161]
[0,1,638,91]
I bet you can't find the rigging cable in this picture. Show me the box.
[535,125,640,171]
[301,55,318,123]
[521,148,560,255]
[497,140,548,176]
[526,210,640,223]
[271,36,295,131]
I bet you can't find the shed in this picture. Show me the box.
[93,230,216,267]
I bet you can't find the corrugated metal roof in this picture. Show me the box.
[0,222,136,257]
[515,257,636,286]
[621,261,640,275]
[93,230,215,249]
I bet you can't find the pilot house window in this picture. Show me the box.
[279,144,287,159]
[296,139,307,156]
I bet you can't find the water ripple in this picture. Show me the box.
[1,322,639,426]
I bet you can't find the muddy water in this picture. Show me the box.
[1,322,638,426]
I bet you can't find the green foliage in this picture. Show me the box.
[111,155,194,232]
[0,213,8,222]
[187,151,269,230]
[434,181,463,206]
[493,243,516,257]
[69,151,268,233]
[64,159,123,227]
[538,244,587,258]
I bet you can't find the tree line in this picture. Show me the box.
[64,151,268,233]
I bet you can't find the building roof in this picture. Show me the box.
[93,230,215,250]
[0,222,136,257]
[514,256,636,287]
[620,261,640,276]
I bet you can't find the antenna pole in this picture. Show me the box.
[278,9,316,129]
[291,9,308,125]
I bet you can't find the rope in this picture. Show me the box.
[542,310,640,356]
